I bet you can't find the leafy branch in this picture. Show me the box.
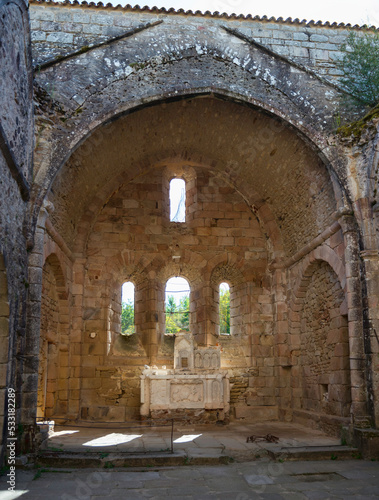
[338,30,379,107]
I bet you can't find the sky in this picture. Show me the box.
[115,0,379,26]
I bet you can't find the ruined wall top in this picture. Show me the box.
[29,0,377,84]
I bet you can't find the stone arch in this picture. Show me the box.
[31,62,350,246]
[37,253,69,419]
[210,261,246,338]
[291,245,346,306]
[210,260,246,287]
[0,254,10,460]
[84,251,155,361]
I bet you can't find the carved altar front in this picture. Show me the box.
[140,333,230,420]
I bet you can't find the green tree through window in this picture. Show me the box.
[121,282,135,335]
[165,277,190,334]
[219,282,230,335]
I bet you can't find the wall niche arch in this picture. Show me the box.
[296,260,351,426]
[210,263,245,338]
[37,253,69,419]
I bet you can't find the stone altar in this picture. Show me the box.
[140,333,230,420]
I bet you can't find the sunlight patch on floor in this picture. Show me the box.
[0,491,29,500]
[50,430,79,437]
[82,433,143,447]
[173,434,202,443]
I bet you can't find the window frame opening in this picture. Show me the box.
[165,276,190,334]
[169,178,186,223]
[219,282,231,335]
[121,281,135,336]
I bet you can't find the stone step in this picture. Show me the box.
[35,451,233,468]
[234,405,279,421]
[267,445,360,461]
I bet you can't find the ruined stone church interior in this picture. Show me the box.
[1,0,379,465]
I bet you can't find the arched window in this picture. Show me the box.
[170,178,186,222]
[219,282,230,335]
[121,281,135,335]
[165,277,190,333]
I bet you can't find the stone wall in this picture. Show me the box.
[23,0,379,441]
[300,261,350,418]
[75,164,271,420]
[282,224,353,435]
[0,0,34,460]
[29,1,371,85]
[37,253,72,419]
[38,258,59,418]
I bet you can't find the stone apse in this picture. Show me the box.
[2,0,379,457]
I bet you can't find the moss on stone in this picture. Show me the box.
[337,103,379,140]
[78,45,90,55]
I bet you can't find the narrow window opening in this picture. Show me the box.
[170,178,186,222]
[219,282,230,335]
[165,277,190,334]
[121,281,135,336]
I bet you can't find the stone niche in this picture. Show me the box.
[141,333,230,421]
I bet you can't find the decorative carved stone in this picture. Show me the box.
[141,333,229,418]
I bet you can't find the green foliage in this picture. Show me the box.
[219,288,230,334]
[338,31,379,107]
[121,300,135,336]
[166,295,177,314]
[165,295,190,333]
[33,469,42,480]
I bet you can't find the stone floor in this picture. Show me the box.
[40,420,341,461]
[2,421,378,499]
[1,459,379,499]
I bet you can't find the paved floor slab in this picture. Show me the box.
[1,460,379,499]
[39,420,342,461]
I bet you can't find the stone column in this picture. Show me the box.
[70,257,86,420]
[272,268,291,416]
[23,201,53,425]
[357,199,379,427]
[360,249,379,427]
[337,208,370,423]
[139,280,162,364]
[193,282,216,347]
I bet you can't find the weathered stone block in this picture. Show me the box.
[46,32,74,44]
[72,11,90,23]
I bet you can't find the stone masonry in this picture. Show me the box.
[1,0,379,462]
[0,0,34,463]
